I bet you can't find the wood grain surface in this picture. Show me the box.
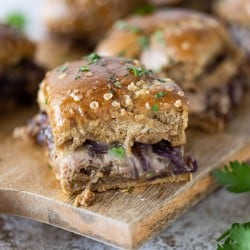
[0,98,250,249]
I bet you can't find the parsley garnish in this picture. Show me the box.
[135,5,155,15]
[127,65,150,77]
[5,12,27,31]
[115,21,141,34]
[138,36,150,49]
[87,53,101,64]
[153,30,165,44]
[114,81,121,88]
[74,75,81,80]
[213,161,250,193]
[155,92,166,99]
[109,145,126,159]
[151,104,159,112]
[57,65,68,72]
[79,66,89,72]
[217,222,250,250]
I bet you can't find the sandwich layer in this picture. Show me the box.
[96,9,244,132]
[39,56,189,152]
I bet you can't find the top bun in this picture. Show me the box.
[96,9,242,90]
[0,24,35,67]
[38,55,189,152]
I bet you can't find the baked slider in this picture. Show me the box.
[15,55,197,206]
[213,0,250,81]
[37,0,144,68]
[96,9,245,133]
[0,24,44,112]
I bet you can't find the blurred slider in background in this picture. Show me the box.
[0,19,44,112]
[213,0,250,83]
[96,8,247,133]
[36,0,147,68]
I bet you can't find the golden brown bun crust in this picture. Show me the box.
[0,24,35,67]
[39,56,189,151]
[96,9,242,90]
[214,0,250,27]
[43,0,144,44]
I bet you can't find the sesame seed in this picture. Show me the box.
[120,108,126,116]
[135,114,144,120]
[174,99,182,108]
[111,101,120,108]
[145,102,151,109]
[124,95,132,106]
[58,73,67,79]
[103,92,113,101]
[85,71,93,77]
[90,101,99,110]
[128,82,139,92]
[178,91,185,96]
[70,92,82,102]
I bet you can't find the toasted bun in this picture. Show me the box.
[43,0,144,44]
[96,9,243,90]
[214,0,250,27]
[0,24,35,67]
[38,56,189,152]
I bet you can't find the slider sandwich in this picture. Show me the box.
[214,0,250,82]
[96,9,246,132]
[37,0,145,68]
[0,24,44,112]
[16,55,197,206]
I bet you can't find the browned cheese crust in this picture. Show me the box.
[43,0,145,44]
[38,56,189,152]
[214,0,250,27]
[0,24,35,68]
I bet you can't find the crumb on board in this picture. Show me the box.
[74,189,95,207]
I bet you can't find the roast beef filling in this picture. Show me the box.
[0,59,45,109]
[188,71,247,125]
[28,112,197,191]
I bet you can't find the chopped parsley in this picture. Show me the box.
[79,66,89,72]
[151,104,159,112]
[5,12,27,31]
[155,92,166,99]
[114,81,121,88]
[153,30,165,44]
[109,145,126,159]
[57,65,68,72]
[138,36,150,49]
[213,161,250,193]
[135,5,155,15]
[115,21,141,34]
[87,53,101,64]
[74,75,81,80]
[127,65,150,77]
[217,222,250,250]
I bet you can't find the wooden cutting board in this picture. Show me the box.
[0,98,250,249]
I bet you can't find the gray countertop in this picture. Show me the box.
[0,189,249,250]
[0,1,249,249]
